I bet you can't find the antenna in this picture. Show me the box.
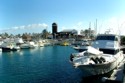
[89,22,91,38]
[95,19,97,35]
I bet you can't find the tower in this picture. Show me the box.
[52,22,57,39]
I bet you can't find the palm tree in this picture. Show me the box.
[84,29,89,38]
[42,29,49,39]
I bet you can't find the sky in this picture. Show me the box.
[0,0,125,35]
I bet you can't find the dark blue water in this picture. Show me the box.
[0,46,85,83]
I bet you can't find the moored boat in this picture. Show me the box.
[70,34,124,76]
[0,48,2,52]
[60,41,69,46]
[72,39,90,52]
[20,43,30,49]
[0,42,20,52]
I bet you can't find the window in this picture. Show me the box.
[99,49,119,55]
[96,35,115,41]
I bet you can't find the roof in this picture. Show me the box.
[52,22,57,26]
[60,29,77,33]
[97,34,118,36]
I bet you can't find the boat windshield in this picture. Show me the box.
[96,35,115,41]
[99,48,119,55]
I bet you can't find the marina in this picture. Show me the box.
[0,44,125,83]
[1,0,125,83]
[0,29,125,83]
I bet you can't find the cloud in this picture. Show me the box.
[59,22,85,34]
[41,23,48,28]
[15,23,48,30]
[0,23,48,34]
[12,26,25,30]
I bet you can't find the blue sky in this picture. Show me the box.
[0,0,125,35]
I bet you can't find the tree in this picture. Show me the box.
[9,34,14,38]
[121,36,125,45]
[16,34,21,38]
[84,29,89,37]
[42,29,49,39]
[4,32,9,38]
[80,30,84,35]
[22,33,31,41]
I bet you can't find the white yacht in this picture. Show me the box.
[72,39,90,52]
[70,34,124,76]
[0,42,20,52]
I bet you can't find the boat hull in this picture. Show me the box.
[78,61,116,76]
[1,47,17,52]
[77,53,124,76]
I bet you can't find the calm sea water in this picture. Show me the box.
[0,46,108,83]
[0,46,85,83]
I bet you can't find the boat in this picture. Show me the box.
[72,44,90,52]
[0,42,20,52]
[60,41,69,46]
[72,39,89,46]
[28,41,37,48]
[72,39,90,51]
[70,34,124,76]
[43,39,54,46]
[0,48,2,52]
[38,40,45,47]
[20,43,30,49]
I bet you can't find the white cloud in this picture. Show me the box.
[20,26,25,29]
[25,23,48,29]
[59,22,85,34]
[41,23,48,28]
[0,23,49,34]
[16,23,48,30]
[12,26,24,30]
[13,27,19,30]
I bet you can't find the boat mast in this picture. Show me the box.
[89,22,91,39]
[95,19,97,35]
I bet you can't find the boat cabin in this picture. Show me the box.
[92,34,120,55]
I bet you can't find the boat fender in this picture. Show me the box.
[90,57,98,64]
[70,54,74,62]
[96,57,103,63]
[100,57,106,63]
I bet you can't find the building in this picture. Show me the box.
[52,23,58,39]
[51,22,78,39]
[58,29,78,38]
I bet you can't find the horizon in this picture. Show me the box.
[0,0,125,35]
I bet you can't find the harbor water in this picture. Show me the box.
[0,46,84,83]
[0,46,111,83]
